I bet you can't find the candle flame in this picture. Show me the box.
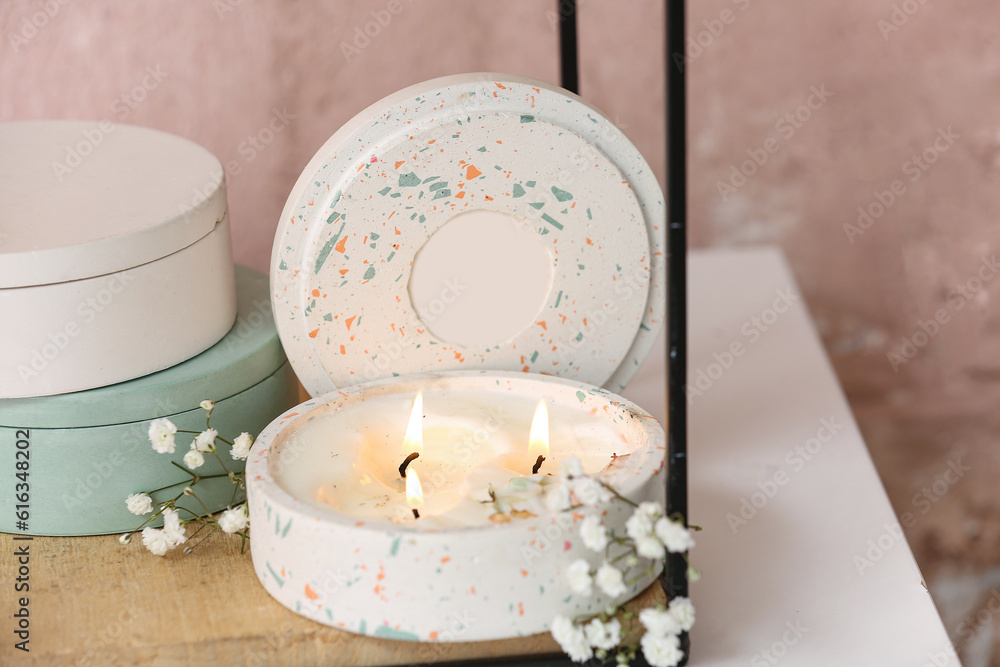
[529,400,549,456]
[403,393,423,454]
[405,467,424,507]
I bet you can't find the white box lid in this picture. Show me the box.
[0,120,226,289]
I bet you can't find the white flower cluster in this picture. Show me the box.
[218,504,249,534]
[638,598,695,667]
[126,402,256,556]
[545,456,613,512]
[550,615,622,663]
[140,508,187,556]
[625,502,695,560]
[145,411,253,468]
[551,597,695,666]
[551,484,697,665]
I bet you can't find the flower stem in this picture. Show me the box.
[597,480,639,508]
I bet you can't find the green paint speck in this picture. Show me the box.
[576,391,586,403]
[374,626,420,641]
[363,266,376,280]
[541,213,563,230]
[398,172,421,187]
[315,222,346,274]
[551,186,573,202]
[520,114,535,123]
[512,184,526,198]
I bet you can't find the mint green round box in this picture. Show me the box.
[0,265,299,536]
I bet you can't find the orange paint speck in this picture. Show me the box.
[537,321,547,330]
[308,328,320,338]
[429,631,439,640]
[466,164,482,180]
[345,315,357,330]
[520,569,529,577]
[334,235,348,253]
[304,584,318,600]
[454,191,465,199]
[340,344,347,355]
[441,556,451,564]
[339,269,349,275]
[395,160,405,169]
[518,602,524,616]
[311,289,320,297]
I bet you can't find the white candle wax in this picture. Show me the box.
[270,386,630,528]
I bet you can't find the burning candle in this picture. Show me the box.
[248,371,665,641]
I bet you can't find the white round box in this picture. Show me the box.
[0,121,237,398]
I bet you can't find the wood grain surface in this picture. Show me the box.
[0,531,663,666]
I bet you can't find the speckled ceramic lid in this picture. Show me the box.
[0,265,285,428]
[271,73,665,397]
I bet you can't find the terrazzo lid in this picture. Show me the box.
[0,121,226,289]
[0,265,285,428]
[271,73,665,396]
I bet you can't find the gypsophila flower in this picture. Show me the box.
[579,515,609,552]
[566,558,593,596]
[572,476,612,505]
[636,535,666,560]
[655,517,695,553]
[639,607,681,637]
[668,597,696,632]
[200,399,215,411]
[183,449,205,470]
[550,615,593,663]
[638,501,663,520]
[230,432,253,460]
[218,505,249,534]
[595,562,627,598]
[148,418,177,454]
[162,508,187,547]
[641,632,683,667]
[126,493,153,516]
[626,510,655,541]
[193,428,218,453]
[584,618,621,651]
[546,481,572,512]
[141,527,173,556]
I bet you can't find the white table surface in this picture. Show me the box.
[620,246,958,666]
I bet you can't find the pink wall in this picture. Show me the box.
[5,0,999,657]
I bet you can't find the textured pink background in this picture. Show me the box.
[4,0,999,662]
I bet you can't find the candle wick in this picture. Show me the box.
[399,452,420,478]
[412,508,420,519]
[532,455,546,475]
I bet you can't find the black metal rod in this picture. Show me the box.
[663,0,690,661]
[558,0,578,94]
